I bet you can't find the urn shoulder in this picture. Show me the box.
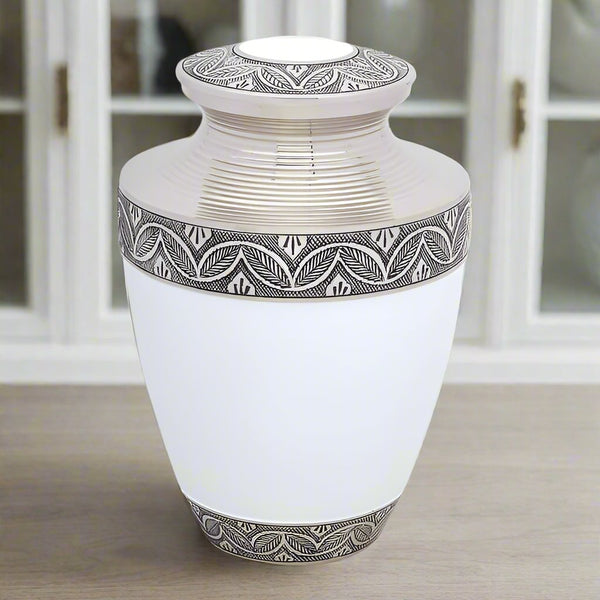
[119,36,470,235]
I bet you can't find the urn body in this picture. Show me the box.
[118,37,471,563]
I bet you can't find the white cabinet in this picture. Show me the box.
[0,0,67,341]
[505,0,600,343]
[1,0,599,382]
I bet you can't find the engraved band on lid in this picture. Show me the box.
[176,37,416,119]
[180,42,411,95]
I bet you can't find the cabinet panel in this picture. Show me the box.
[0,114,26,305]
[110,0,239,97]
[0,0,66,339]
[541,120,600,313]
[111,114,199,307]
[0,0,26,307]
[544,2,600,314]
[390,115,485,339]
[0,0,23,96]
[505,0,600,342]
[346,0,492,342]
[549,0,600,100]
[389,117,464,164]
[108,1,240,308]
[347,0,471,100]
[67,0,497,349]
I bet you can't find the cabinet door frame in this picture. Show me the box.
[338,0,506,344]
[0,0,68,341]
[506,0,600,343]
[66,0,509,347]
[67,0,288,342]
[463,0,508,343]
[67,0,120,341]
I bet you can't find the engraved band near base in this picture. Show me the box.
[186,496,398,563]
[118,190,471,299]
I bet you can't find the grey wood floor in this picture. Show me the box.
[1,385,598,599]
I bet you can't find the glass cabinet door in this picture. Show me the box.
[541,121,600,314]
[109,0,240,307]
[82,0,492,342]
[347,0,469,161]
[0,0,26,306]
[0,0,65,340]
[106,0,487,339]
[347,0,482,339]
[541,0,600,315]
[348,0,470,102]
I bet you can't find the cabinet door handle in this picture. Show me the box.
[512,79,526,149]
[55,64,68,133]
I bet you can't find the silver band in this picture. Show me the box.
[187,496,398,563]
[118,191,471,299]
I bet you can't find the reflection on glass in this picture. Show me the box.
[389,117,464,163]
[111,0,239,96]
[0,115,26,305]
[549,0,600,98]
[541,121,600,313]
[111,115,200,307]
[347,0,470,99]
[0,0,23,96]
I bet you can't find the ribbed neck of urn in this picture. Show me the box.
[202,109,389,140]
[162,108,418,229]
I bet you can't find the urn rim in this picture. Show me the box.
[176,36,417,118]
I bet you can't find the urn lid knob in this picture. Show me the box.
[176,36,416,118]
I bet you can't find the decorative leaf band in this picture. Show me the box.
[118,191,471,299]
[180,45,410,94]
[187,496,397,563]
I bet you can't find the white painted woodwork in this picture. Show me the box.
[1,0,599,382]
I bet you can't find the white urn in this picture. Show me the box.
[118,36,471,563]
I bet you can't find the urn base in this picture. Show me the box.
[187,496,398,564]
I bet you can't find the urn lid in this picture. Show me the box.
[176,36,416,118]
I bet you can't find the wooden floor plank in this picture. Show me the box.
[1,385,598,599]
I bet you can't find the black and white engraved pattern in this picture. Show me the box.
[180,44,410,94]
[118,191,471,299]
[187,498,397,563]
